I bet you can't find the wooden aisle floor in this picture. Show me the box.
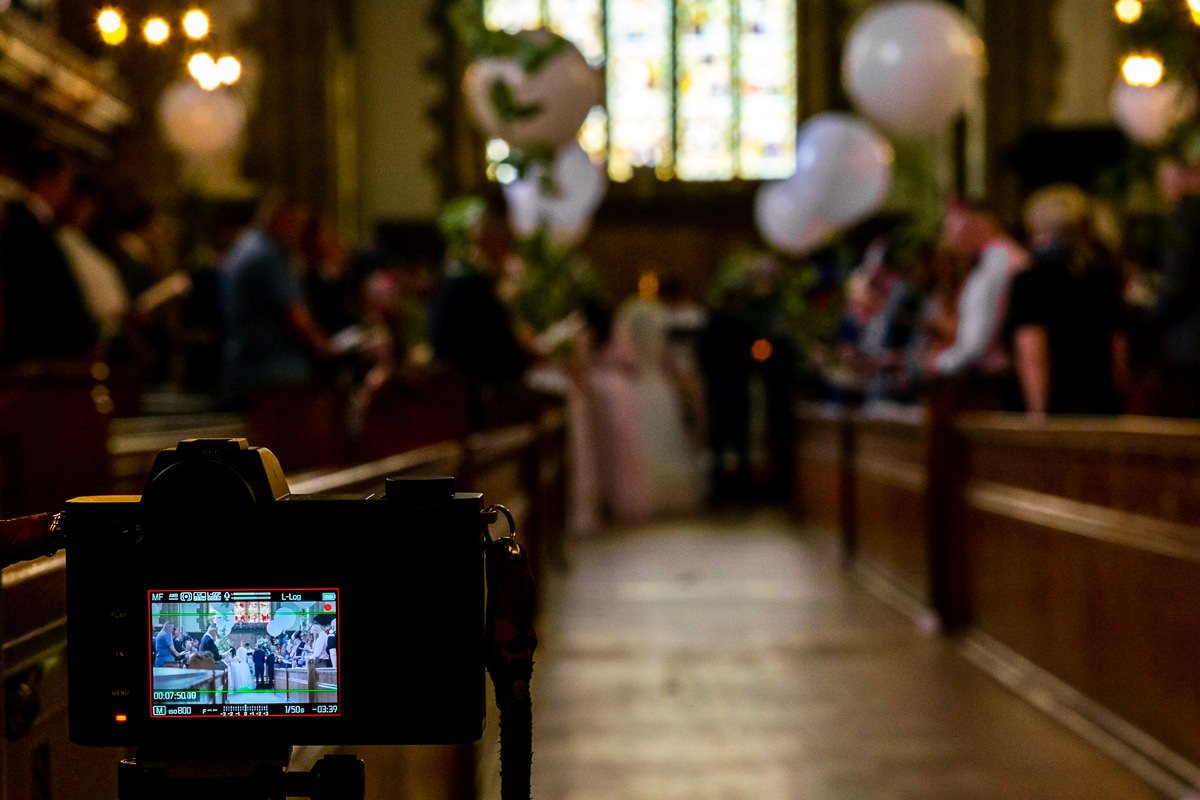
[528,512,1162,800]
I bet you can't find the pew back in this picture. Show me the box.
[793,399,1200,788]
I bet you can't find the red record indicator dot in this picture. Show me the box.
[323,603,332,611]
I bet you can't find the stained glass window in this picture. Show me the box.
[481,0,796,182]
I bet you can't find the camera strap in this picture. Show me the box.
[484,505,538,800]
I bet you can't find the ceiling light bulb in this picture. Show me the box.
[1114,0,1142,24]
[1121,52,1164,87]
[97,8,123,34]
[143,16,170,45]
[188,52,216,81]
[216,55,242,85]
[182,9,210,40]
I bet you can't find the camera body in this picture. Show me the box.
[64,438,486,748]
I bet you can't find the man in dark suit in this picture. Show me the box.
[199,625,223,664]
[0,148,97,366]
[252,644,267,689]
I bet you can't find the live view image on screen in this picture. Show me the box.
[148,588,340,718]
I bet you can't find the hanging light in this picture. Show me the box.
[143,16,170,46]
[1189,0,1200,25]
[1121,52,1165,87]
[97,8,128,45]
[182,8,210,40]
[1114,0,1142,24]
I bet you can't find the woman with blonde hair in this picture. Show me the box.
[1006,184,1128,417]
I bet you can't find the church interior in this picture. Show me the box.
[3,0,1200,798]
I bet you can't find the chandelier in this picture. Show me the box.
[96,6,241,92]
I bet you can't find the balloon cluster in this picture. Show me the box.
[755,0,985,256]
[462,29,606,246]
[462,30,601,152]
[1110,80,1197,147]
[503,142,607,249]
[754,114,894,256]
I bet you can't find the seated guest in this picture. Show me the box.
[220,193,334,408]
[1153,161,1200,417]
[1007,185,1127,417]
[0,147,97,366]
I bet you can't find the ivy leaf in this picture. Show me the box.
[489,79,542,122]
[515,35,569,73]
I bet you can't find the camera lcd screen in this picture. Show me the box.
[147,588,340,719]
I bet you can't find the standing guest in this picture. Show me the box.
[220,194,333,408]
[266,647,276,687]
[933,200,1029,379]
[0,147,97,366]
[327,619,337,671]
[428,193,529,428]
[301,218,357,337]
[153,621,182,667]
[699,287,756,504]
[1007,184,1128,417]
[57,175,130,344]
[200,625,223,664]
[252,644,267,689]
[309,619,331,667]
[1153,161,1200,417]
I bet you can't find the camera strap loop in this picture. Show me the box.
[484,505,537,800]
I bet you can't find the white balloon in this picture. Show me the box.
[503,141,607,247]
[790,112,894,226]
[842,0,984,137]
[272,607,298,632]
[1110,79,1196,147]
[463,30,602,149]
[754,180,839,257]
[157,81,246,156]
[755,114,893,255]
[266,618,284,637]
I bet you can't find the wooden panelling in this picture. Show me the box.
[793,402,1200,783]
[853,419,928,601]
[959,414,1200,772]
[792,410,845,539]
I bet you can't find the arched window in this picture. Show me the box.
[482,0,796,182]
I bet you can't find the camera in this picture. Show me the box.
[63,438,487,749]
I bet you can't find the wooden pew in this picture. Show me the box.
[249,386,350,473]
[793,403,930,604]
[793,394,1200,791]
[108,412,248,494]
[1,552,124,799]
[956,413,1200,785]
[0,364,110,517]
[5,397,566,800]
[791,403,850,548]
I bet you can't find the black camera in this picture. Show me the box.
[63,438,487,749]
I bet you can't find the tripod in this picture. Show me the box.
[117,745,364,800]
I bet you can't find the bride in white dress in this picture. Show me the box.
[616,298,703,514]
[227,644,254,696]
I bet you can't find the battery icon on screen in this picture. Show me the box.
[322,592,336,601]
